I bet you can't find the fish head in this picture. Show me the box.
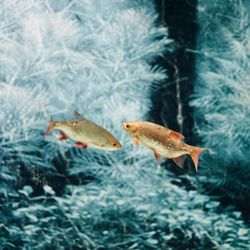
[45,118,57,136]
[122,121,141,137]
[105,138,122,151]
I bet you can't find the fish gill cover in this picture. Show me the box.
[0,0,249,249]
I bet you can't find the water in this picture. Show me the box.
[0,0,249,249]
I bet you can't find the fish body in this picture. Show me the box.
[123,121,205,170]
[45,116,121,151]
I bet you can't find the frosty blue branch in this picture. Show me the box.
[190,0,250,197]
[0,0,249,249]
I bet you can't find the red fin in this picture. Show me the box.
[132,137,140,145]
[154,151,161,161]
[170,131,185,140]
[59,132,68,140]
[190,147,206,172]
[73,142,88,149]
[172,155,187,168]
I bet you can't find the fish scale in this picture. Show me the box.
[123,121,206,170]
[45,115,121,151]
[140,133,189,158]
[140,125,191,153]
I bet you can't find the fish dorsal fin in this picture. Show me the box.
[169,130,185,140]
[74,111,86,120]
[172,155,187,168]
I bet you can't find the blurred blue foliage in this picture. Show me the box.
[190,0,250,199]
[0,0,249,249]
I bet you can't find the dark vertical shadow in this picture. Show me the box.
[149,0,198,173]
[151,0,197,141]
[151,1,250,223]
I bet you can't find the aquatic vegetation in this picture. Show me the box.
[0,0,249,249]
[0,83,52,197]
[190,0,250,199]
[1,171,249,249]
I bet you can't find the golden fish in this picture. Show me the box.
[45,113,122,151]
[123,121,206,171]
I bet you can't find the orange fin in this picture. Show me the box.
[154,151,161,161]
[172,155,187,168]
[170,131,185,140]
[190,147,206,172]
[73,142,88,149]
[59,132,68,140]
[132,137,140,145]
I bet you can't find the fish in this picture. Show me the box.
[45,112,122,151]
[122,121,206,171]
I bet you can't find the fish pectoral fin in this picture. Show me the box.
[132,137,140,145]
[169,131,185,140]
[172,155,187,168]
[153,151,161,161]
[59,132,68,140]
[73,142,88,149]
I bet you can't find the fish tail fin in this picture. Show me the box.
[190,147,206,172]
[45,117,56,136]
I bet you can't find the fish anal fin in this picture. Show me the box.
[73,142,88,149]
[190,147,206,172]
[170,131,185,140]
[153,151,161,161]
[172,155,187,168]
[132,137,140,145]
[59,132,68,140]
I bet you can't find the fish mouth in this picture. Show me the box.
[123,122,136,137]
[100,145,122,151]
[122,122,131,131]
[111,141,122,150]
[122,122,127,130]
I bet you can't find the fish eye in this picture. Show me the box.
[113,143,117,146]
[126,124,130,128]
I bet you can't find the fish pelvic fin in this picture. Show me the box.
[172,155,187,168]
[73,142,88,149]
[45,117,56,136]
[132,137,140,145]
[190,147,206,172]
[59,132,68,140]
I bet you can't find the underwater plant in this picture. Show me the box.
[190,0,250,201]
[0,0,249,249]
